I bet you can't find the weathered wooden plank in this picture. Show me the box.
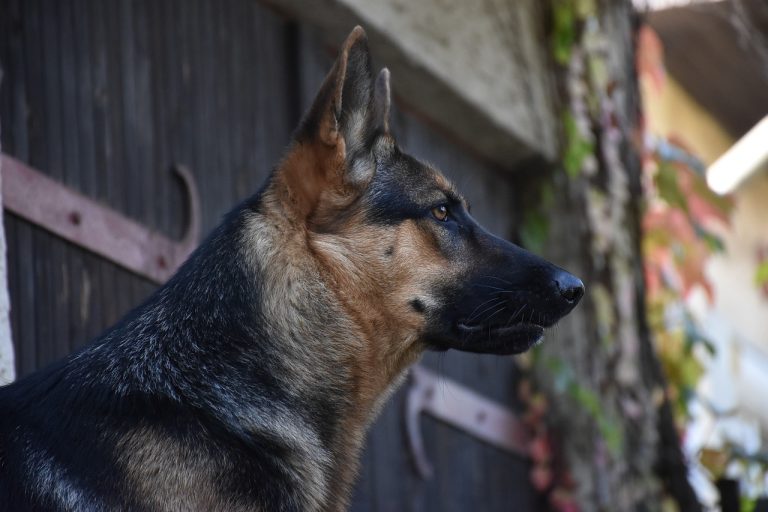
[369,393,412,511]
[58,0,82,190]
[255,10,297,181]
[40,1,63,182]
[105,0,128,212]
[117,0,139,222]
[227,0,245,202]
[3,215,19,381]
[197,0,217,225]
[33,2,61,370]
[129,0,156,231]
[148,0,171,237]
[56,0,80,360]
[5,0,29,161]
[68,0,95,353]
[84,0,109,346]
[100,0,125,346]
[20,0,45,171]
[8,217,36,376]
[0,0,10,154]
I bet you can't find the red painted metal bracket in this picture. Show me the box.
[1,154,200,284]
[405,365,530,479]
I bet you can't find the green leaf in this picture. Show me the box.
[540,183,555,209]
[552,1,576,65]
[654,162,688,213]
[683,313,717,356]
[570,383,600,417]
[598,416,623,457]
[692,223,725,252]
[570,384,623,457]
[592,284,616,346]
[541,356,574,394]
[755,260,768,287]
[563,112,594,178]
[521,211,549,254]
[741,496,756,512]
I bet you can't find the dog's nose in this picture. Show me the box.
[555,272,585,305]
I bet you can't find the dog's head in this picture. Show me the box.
[273,27,583,358]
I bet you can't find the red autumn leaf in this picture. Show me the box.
[531,464,554,492]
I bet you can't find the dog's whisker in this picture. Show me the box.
[473,284,507,292]
[505,304,527,328]
[466,298,505,323]
[482,305,508,324]
[464,296,501,319]
[468,301,505,324]
[478,275,517,286]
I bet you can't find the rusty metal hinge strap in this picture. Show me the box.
[405,365,530,478]
[1,154,200,284]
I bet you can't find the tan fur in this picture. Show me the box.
[118,427,251,512]
[243,132,466,510]
[119,407,333,511]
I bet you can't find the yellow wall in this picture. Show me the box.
[641,75,733,165]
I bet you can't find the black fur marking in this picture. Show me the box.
[409,299,426,314]
[365,150,445,225]
[0,192,340,510]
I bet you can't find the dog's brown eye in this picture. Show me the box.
[431,205,449,222]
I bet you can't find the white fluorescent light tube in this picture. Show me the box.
[706,115,768,195]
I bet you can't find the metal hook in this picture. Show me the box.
[2,154,202,284]
[404,365,531,480]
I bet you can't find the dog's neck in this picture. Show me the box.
[244,187,423,509]
[65,188,419,510]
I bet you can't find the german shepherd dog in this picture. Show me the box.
[0,27,583,511]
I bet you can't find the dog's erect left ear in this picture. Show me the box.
[373,68,391,134]
[282,27,389,222]
[297,26,382,151]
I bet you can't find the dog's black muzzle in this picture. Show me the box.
[427,230,584,355]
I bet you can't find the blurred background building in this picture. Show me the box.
[640,0,768,507]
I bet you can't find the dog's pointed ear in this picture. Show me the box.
[373,68,391,134]
[278,27,384,223]
[297,26,374,149]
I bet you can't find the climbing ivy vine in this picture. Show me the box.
[518,1,700,511]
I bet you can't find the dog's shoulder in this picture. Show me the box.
[0,362,316,512]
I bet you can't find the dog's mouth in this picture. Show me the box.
[452,320,545,355]
[427,318,547,355]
